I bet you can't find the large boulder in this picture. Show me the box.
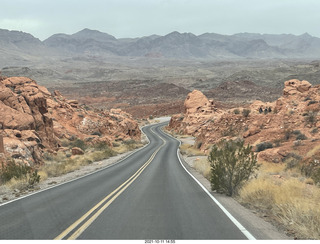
[184,90,210,114]
[283,79,312,96]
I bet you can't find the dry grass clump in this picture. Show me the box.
[193,157,211,180]
[238,163,320,239]
[180,143,206,156]
[39,140,144,179]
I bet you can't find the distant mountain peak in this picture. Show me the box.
[300,32,312,38]
[72,28,116,41]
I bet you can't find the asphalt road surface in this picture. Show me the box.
[0,122,254,240]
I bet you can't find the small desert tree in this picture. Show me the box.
[209,139,259,196]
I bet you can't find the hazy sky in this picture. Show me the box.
[1,0,319,40]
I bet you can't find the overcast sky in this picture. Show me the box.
[1,0,319,40]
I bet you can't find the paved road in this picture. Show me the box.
[0,122,253,240]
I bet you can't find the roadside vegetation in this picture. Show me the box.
[39,139,144,179]
[208,139,259,196]
[171,128,320,239]
[238,160,320,239]
[0,139,144,192]
[0,159,40,192]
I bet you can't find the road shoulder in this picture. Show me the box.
[179,153,291,240]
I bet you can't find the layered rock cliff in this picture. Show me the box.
[0,76,141,165]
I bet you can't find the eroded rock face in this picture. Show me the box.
[169,80,320,163]
[0,77,141,165]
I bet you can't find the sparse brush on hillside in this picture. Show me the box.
[209,139,259,196]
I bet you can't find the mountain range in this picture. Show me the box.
[1,28,320,62]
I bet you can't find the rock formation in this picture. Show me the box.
[0,76,141,165]
[169,79,320,164]
[169,90,221,136]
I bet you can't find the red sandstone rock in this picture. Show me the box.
[0,76,141,165]
[168,79,320,164]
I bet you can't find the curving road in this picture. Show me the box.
[0,122,254,240]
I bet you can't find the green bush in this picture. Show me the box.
[256,142,273,152]
[0,160,40,186]
[305,111,317,125]
[209,139,259,196]
[242,109,251,118]
[296,133,307,140]
[0,160,31,183]
[71,139,87,151]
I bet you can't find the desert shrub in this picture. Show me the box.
[305,111,317,125]
[284,129,291,140]
[296,133,307,140]
[311,168,320,185]
[28,170,40,186]
[0,160,31,183]
[196,141,203,149]
[91,131,102,137]
[233,109,240,114]
[93,141,110,151]
[292,130,302,135]
[273,139,282,147]
[256,142,273,152]
[285,159,300,170]
[311,127,319,134]
[123,139,140,150]
[0,160,40,186]
[112,142,120,147]
[308,100,318,106]
[301,159,320,179]
[209,139,259,196]
[242,109,251,118]
[221,126,237,137]
[71,139,87,151]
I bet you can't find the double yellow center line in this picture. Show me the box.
[55,129,165,240]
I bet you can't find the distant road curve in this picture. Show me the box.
[0,122,254,240]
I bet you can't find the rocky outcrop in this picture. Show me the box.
[0,77,141,165]
[169,90,221,136]
[169,79,320,163]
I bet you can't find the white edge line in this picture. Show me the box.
[163,129,256,240]
[0,123,156,207]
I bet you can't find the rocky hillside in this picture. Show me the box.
[2,28,320,63]
[0,76,140,165]
[169,79,320,165]
[43,29,320,59]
